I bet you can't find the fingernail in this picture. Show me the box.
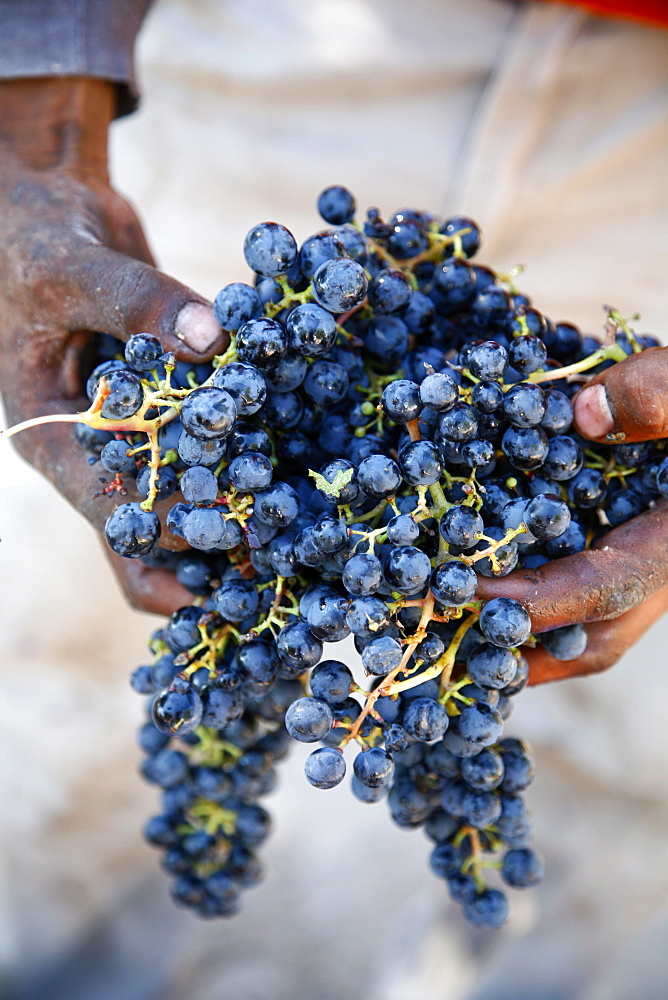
[175,302,221,355]
[573,383,614,439]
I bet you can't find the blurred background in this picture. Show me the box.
[1,1,667,998]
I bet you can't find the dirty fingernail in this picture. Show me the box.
[175,302,221,355]
[573,383,614,440]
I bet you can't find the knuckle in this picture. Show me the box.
[106,259,147,315]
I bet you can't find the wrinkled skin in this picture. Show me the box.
[0,78,227,612]
[1,78,667,681]
[478,348,668,684]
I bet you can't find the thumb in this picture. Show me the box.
[573,346,668,443]
[71,243,227,363]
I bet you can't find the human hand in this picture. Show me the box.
[0,78,227,614]
[477,346,668,684]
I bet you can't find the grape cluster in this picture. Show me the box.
[71,185,667,928]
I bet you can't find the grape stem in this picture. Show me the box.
[338,591,436,748]
[526,343,628,384]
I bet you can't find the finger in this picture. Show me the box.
[106,547,194,616]
[573,347,668,443]
[527,583,668,684]
[4,400,191,549]
[475,500,668,631]
[70,243,227,362]
[101,189,157,267]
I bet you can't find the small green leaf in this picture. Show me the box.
[309,466,354,498]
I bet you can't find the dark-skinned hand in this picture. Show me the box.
[0,78,228,614]
[1,80,666,683]
[477,347,668,684]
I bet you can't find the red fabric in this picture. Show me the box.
[535,0,668,26]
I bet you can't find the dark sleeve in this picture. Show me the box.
[0,0,154,116]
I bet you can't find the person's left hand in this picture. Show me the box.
[476,346,668,684]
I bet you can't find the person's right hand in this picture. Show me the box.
[477,346,668,685]
[0,77,228,614]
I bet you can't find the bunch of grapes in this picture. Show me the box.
[50,187,668,926]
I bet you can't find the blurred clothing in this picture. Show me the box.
[1,2,667,999]
[0,0,151,115]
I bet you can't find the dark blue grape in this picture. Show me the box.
[236,317,287,370]
[431,561,477,607]
[180,387,236,441]
[252,481,299,528]
[461,438,495,469]
[345,595,391,637]
[285,697,333,743]
[213,282,262,331]
[467,341,508,380]
[385,545,432,595]
[480,597,532,647]
[540,623,588,660]
[243,221,297,276]
[460,748,504,790]
[540,388,573,435]
[312,258,368,314]
[317,185,356,225]
[305,747,346,788]
[368,268,412,314]
[212,579,259,621]
[381,379,421,423]
[354,747,394,788]
[567,467,607,508]
[342,552,383,597]
[387,513,420,546]
[299,232,346,279]
[228,452,273,492]
[177,430,225,467]
[440,215,480,258]
[502,383,547,428]
[472,380,504,413]
[100,370,144,420]
[309,660,353,705]
[438,403,478,442]
[501,425,549,471]
[462,889,509,928]
[362,635,403,676]
[100,439,135,474]
[361,315,409,367]
[403,697,449,741]
[182,508,227,550]
[105,502,160,557]
[136,464,178,502]
[276,621,323,676]
[286,303,337,357]
[541,434,584,481]
[467,643,517,689]
[125,333,163,371]
[303,360,349,407]
[430,841,466,878]
[357,454,402,499]
[524,493,571,540]
[212,361,266,416]
[86,359,128,402]
[307,592,350,641]
[419,372,458,412]
[507,334,546,376]
[152,678,203,736]
[544,519,587,558]
[399,440,442,486]
[387,218,429,259]
[456,702,503,748]
[462,788,502,828]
